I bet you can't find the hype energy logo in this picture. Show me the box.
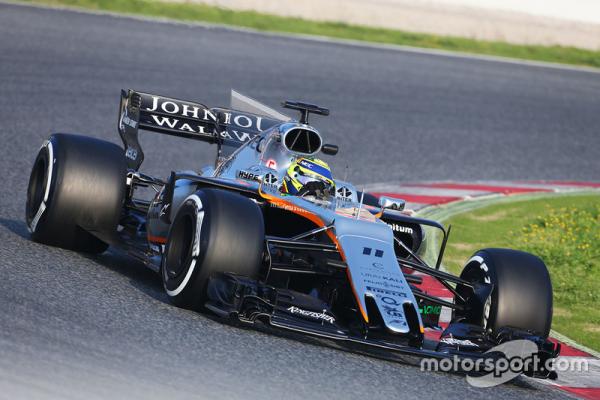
[420,339,589,387]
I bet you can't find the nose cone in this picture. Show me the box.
[335,217,423,334]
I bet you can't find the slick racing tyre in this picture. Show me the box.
[26,134,127,253]
[455,248,553,337]
[162,189,265,310]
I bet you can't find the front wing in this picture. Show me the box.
[204,273,560,380]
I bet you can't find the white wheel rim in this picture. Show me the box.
[164,194,205,297]
[29,140,54,233]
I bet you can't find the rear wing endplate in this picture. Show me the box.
[118,89,222,170]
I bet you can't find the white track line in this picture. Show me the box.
[551,331,600,360]
[537,358,600,388]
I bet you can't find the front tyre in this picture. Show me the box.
[162,189,265,310]
[455,248,553,337]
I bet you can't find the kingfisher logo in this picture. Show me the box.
[287,306,335,324]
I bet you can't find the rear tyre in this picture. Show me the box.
[25,134,127,253]
[456,248,553,337]
[162,189,265,310]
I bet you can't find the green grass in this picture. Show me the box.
[441,194,600,351]
[21,0,600,69]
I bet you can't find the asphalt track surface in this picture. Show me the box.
[1,3,599,399]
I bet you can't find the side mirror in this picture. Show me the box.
[322,143,338,155]
[379,196,405,211]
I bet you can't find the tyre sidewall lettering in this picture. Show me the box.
[28,140,54,233]
[163,194,205,297]
[465,254,495,331]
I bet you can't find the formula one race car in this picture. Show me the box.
[26,89,559,378]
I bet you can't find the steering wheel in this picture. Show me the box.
[297,181,333,200]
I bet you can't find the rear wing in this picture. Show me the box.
[118,89,282,170]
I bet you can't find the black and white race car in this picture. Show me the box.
[25,89,559,378]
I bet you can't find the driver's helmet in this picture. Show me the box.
[281,157,334,195]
